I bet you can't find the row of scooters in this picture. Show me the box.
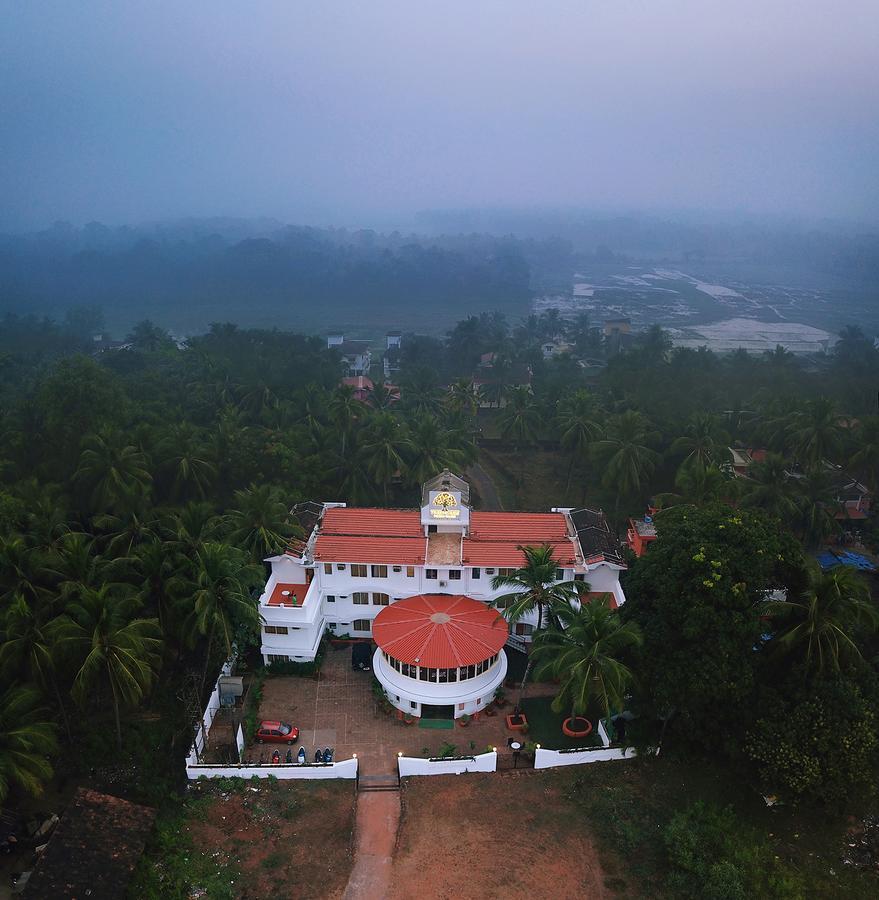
[247,746,335,765]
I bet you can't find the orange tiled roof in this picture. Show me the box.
[462,539,577,567]
[373,594,507,667]
[320,507,422,537]
[313,535,425,565]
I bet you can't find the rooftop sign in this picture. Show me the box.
[429,490,460,519]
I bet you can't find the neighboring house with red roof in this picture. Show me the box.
[257,471,627,719]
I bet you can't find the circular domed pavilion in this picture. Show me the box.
[372,594,508,720]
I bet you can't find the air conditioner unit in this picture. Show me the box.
[439,580,448,587]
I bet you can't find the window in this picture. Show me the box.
[351,564,367,577]
[406,566,415,577]
[326,595,336,603]
[353,619,371,633]
[268,654,289,663]
[458,703,465,711]
[485,567,496,575]
[426,569,437,580]
[574,573,586,582]
[427,524,437,534]
[448,570,461,581]
[426,667,437,682]
[372,592,389,606]
[264,625,289,635]
[419,666,429,681]
[353,592,369,605]
[410,701,418,710]
[336,564,346,571]
[438,667,449,683]
[514,623,534,636]
[498,567,515,577]
[448,667,457,682]
[324,563,333,575]
[555,568,564,580]
[472,567,481,579]
[494,595,512,609]
[371,564,388,578]
[401,662,414,677]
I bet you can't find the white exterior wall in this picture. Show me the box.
[258,526,627,664]
[373,648,507,718]
[398,751,497,777]
[187,757,359,780]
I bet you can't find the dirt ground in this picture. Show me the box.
[183,780,355,900]
[388,773,613,900]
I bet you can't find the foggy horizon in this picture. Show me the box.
[3,1,878,231]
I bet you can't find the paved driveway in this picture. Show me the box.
[257,646,546,775]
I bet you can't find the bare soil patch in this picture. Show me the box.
[133,779,355,899]
[389,773,614,900]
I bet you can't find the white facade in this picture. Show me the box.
[258,474,627,665]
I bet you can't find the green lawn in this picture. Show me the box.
[520,696,603,749]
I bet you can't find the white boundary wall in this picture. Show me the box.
[398,751,497,777]
[186,757,359,780]
[534,746,636,769]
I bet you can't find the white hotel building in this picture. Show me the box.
[258,471,627,720]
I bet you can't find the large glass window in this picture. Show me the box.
[353,592,369,605]
[353,619,371,632]
[371,565,388,578]
[351,564,367,577]
[426,569,437,580]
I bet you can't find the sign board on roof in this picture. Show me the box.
[421,490,469,527]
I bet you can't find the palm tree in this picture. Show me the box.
[43,532,109,607]
[368,381,396,411]
[328,384,362,456]
[162,501,222,557]
[180,543,262,690]
[91,508,157,557]
[156,425,217,501]
[657,463,733,509]
[360,413,411,504]
[597,411,660,523]
[0,595,72,741]
[491,545,581,702]
[670,413,729,471]
[112,540,178,637]
[531,596,642,725]
[556,389,603,490]
[401,367,442,417]
[297,383,329,440]
[0,535,48,604]
[767,567,877,675]
[407,415,467,486]
[52,586,162,749]
[445,378,482,421]
[75,430,152,512]
[0,686,58,803]
[223,485,298,560]
[741,453,799,521]
[794,469,841,550]
[787,398,844,469]
[850,416,879,490]
[498,386,541,448]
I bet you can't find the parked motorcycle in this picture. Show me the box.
[298,746,307,764]
[322,747,334,764]
[285,748,294,763]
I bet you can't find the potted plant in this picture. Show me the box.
[506,707,528,732]
[483,704,496,717]
[457,713,472,727]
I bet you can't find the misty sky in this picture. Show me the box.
[2,1,878,230]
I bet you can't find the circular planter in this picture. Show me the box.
[562,716,593,738]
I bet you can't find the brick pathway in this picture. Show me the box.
[256,648,557,775]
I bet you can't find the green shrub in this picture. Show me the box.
[663,802,803,900]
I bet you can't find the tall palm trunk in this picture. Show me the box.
[110,675,123,751]
[201,619,217,695]
[50,673,74,744]
[516,604,543,707]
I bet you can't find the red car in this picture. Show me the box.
[255,720,300,745]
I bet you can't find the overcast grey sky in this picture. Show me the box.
[2,1,877,230]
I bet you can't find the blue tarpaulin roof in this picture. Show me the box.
[816,550,876,572]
